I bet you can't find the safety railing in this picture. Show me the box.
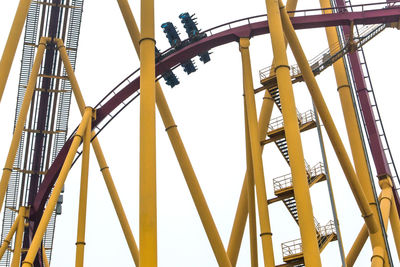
[268,110,315,131]
[273,162,325,191]
[259,22,387,82]
[282,238,303,258]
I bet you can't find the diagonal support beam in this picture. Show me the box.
[278,0,378,235]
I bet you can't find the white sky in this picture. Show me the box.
[0,0,400,266]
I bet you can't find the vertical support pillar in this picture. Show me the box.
[58,38,139,266]
[115,2,232,266]
[75,109,92,267]
[389,197,400,261]
[11,207,26,267]
[264,1,322,265]
[139,0,157,264]
[278,0,378,234]
[318,0,389,265]
[244,98,258,267]
[22,108,92,267]
[0,37,48,213]
[0,0,31,102]
[240,38,275,267]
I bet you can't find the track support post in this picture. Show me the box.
[57,38,140,266]
[75,108,93,267]
[278,0,378,235]
[240,38,275,267]
[22,108,93,267]
[0,37,49,214]
[264,1,322,266]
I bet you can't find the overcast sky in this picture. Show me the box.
[0,0,400,266]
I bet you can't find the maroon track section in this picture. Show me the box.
[30,5,400,233]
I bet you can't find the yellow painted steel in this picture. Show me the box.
[91,137,140,266]
[226,0,297,259]
[379,179,393,230]
[11,207,25,267]
[42,244,50,267]
[139,0,157,264]
[244,98,258,267]
[22,108,92,267]
[264,1,322,266]
[115,2,232,265]
[346,225,367,267]
[0,212,19,259]
[58,39,139,265]
[318,0,389,265]
[75,113,92,267]
[0,0,31,102]
[227,177,249,266]
[156,85,232,267]
[227,86,275,266]
[389,197,400,261]
[278,0,378,234]
[240,38,275,267]
[0,37,48,214]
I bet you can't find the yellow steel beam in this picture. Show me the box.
[139,0,157,264]
[318,0,388,265]
[57,38,139,266]
[0,37,48,214]
[346,224,368,266]
[75,111,92,267]
[227,0,298,261]
[22,108,92,267]
[389,196,400,261]
[240,38,275,267]
[0,0,31,102]
[244,98,258,267]
[278,0,378,235]
[0,213,20,259]
[11,207,26,267]
[264,1,321,266]
[116,2,232,265]
[42,243,50,267]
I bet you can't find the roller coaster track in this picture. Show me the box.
[26,1,400,242]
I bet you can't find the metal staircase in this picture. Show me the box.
[263,110,317,165]
[273,163,327,223]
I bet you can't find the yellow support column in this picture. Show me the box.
[0,0,31,102]
[140,0,157,264]
[346,224,368,267]
[75,110,92,267]
[11,207,26,267]
[240,38,275,267]
[0,37,48,213]
[115,2,232,266]
[22,108,92,267]
[57,39,139,265]
[389,197,400,261]
[227,177,249,266]
[318,0,389,265]
[278,0,378,234]
[227,0,298,260]
[42,244,50,267]
[264,1,322,265]
[244,98,258,267]
[0,214,20,259]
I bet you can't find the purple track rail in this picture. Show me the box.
[28,3,400,239]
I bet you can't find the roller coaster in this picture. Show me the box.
[0,0,399,266]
